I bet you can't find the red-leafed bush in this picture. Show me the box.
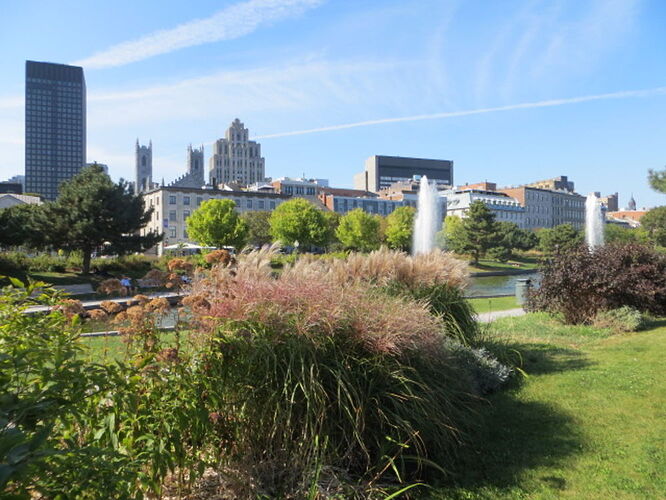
[528,243,666,324]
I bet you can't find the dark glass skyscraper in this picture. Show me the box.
[25,61,86,200]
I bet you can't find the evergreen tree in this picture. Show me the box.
[385,206,416,251]
[537,223,584,256]
[456,201,500,264]
[336,208,381,252]
[187,199,248,250]
[648,167,666,193]
[0,204,46,249]
[44,165,161,273]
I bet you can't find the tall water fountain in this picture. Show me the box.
[585,193,605,249]
[413,176,441,255]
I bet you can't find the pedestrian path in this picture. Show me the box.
[476,308,526,323]
[24,291,183,314]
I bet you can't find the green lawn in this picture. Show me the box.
[432,313,666,499]
[468,295,520,314]
[467,255,540,273]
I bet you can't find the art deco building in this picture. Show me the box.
[209,119,265,187]
[25,61,86,200]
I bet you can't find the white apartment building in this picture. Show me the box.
[443,189,526,228]
[209,119,265,186]
[140,186,289,255]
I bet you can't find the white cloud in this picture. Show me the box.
[72,0,325,69]
[254,86,666,139]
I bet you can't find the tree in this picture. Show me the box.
[640,206,666,247]
[455,201,500,264]
[322,211,342,249]
[537,223,584,255]
[336,209,381,252]
[437,215,464,252]
[385,206,416,251]
[44,165,161,274]
[269,198,328,249]
[187,199,247,250]
[0,204,46,249]
[490,221,538,261]
[241,211,272,247]
[604,223,649,245]
[648,167,666,193]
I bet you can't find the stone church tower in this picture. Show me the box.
[135,139,153,194]
[186,144,205,186]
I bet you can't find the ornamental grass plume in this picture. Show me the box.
[87,308,108,321]
[97,278,124,296]
[167,258,194,274]
[284,247,469,291]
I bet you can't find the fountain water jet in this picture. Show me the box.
[585,193,605,249]
[413,176,441,255]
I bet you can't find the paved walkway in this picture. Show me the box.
[476,308,526,323]
[53,283,95,295]
[24,291,183,314]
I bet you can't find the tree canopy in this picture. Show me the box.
[336,208,381,252]
[0,203,46,249]
[648,167,666,194]
[269,198,328,249]
[384,206,416,251]
[640,206,666,247]
[44,165,161,273]
[537,223,584,256]
[187,199,247,250]
[241,210,272,247]
[604,224,649,245]
[449,201,500,264]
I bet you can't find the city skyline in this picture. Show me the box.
[1,0,665,208]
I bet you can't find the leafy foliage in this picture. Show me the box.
[537,223,584,256]
[186,198,247,249]
[241,210,272,247]
[269,198,328,249]
[640,206,666,247]
[604,224,649,245]
[336,208,381,251]
[385,206,416,251]
[0,204,46,249]
[528,243,666,323]
[593,306,646,333]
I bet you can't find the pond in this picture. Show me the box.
[467,272,540,297]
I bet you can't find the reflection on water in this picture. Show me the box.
[467,272,540,297]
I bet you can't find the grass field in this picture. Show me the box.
[432,313,666,499]
[467,255,540,273]
[468,295,520,314]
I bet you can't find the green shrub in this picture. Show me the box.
[28,253,68,272]
[593,306,646,332]
[0,252,28,277]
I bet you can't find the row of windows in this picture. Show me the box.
[281,185,316,196]
[28,79,82,87]
[163,194,277,211]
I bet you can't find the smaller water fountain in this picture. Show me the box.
[413,176,441,255]
[585,193,604,249]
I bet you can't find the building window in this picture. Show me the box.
[258,200,265,209]
[270,201,276,209]
[169,195,176,204]
[183,196,190,205]
[169,210,177,222]
[183,228,188,239]
[196,196,203,206]
[169,227,176,238]
[183,210,190,220]
[247,199,253,209]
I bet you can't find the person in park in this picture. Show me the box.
[120,276,133,296]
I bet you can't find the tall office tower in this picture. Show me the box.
[354,155,454,193]
[135,139,153,194]
[25,61,86,200]
[209,119,265,187]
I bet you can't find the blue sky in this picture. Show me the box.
[1,0,665,208]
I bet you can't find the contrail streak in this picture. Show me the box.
[254,86,666,139]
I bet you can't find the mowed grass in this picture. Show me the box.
[468,295,520,314]
[467,254,540,273]
[432,313,666,499]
